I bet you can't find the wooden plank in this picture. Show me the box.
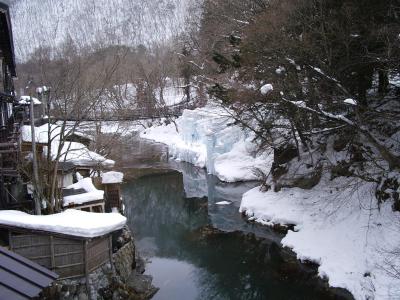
[0,225,88,240]
[24,255,51,260]
[54,250,83,258]
[108,235,113,271]
[50,235,55,272]
[11,243,51,249]
[54,262,84,269]
[84,240,90,297]
[0,142,16,148]
[8,231,12,250]
[57,274,86,280]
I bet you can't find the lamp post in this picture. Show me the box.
[36,86,51,118]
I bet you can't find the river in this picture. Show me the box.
[114,135,352,300]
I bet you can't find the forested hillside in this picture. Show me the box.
[9,0,193,61]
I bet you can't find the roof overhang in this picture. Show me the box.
[0,2,17,77]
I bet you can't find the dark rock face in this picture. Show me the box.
[274,144,298,165]
[274,165,323,191]
[114,241,136,282]
[127,273,159,298]
[331,161,353,179]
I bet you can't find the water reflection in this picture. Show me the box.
[123,167,350,300]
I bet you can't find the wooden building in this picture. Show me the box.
[101,171,124,213]
[6,226,112,280]
[0,2,29,210]
[0,209,126,292]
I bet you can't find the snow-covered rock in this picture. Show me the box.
[0,209,126,238]
[344,98,357,105]
[275,66,286,75]
[260,84,273,95]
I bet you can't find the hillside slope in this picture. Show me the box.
[9,0,192,60]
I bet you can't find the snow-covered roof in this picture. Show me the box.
[22,124,114,168]
[102,171,124,184]
[19,96,42,105]
[63,192,104,206]
[0,210,126,238]
[63,177,104,207]
[21,125,49,144]
[50,141,115,168]
[22,123,90,144]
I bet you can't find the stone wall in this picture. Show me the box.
[113,240,135,282]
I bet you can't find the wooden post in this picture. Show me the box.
[8,231,12,250]
[50,235,55,271]
[84,240,92,300]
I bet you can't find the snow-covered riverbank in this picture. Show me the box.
[240,176,400,300]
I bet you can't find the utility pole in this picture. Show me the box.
[30,95,41,215]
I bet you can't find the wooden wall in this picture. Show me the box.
[8,229,111,279]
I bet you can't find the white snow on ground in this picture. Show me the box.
[63,177,104,207]
[102,171,124,184]
[0,209,126,238]
[141,103,273,182]
[240,176,400,300]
